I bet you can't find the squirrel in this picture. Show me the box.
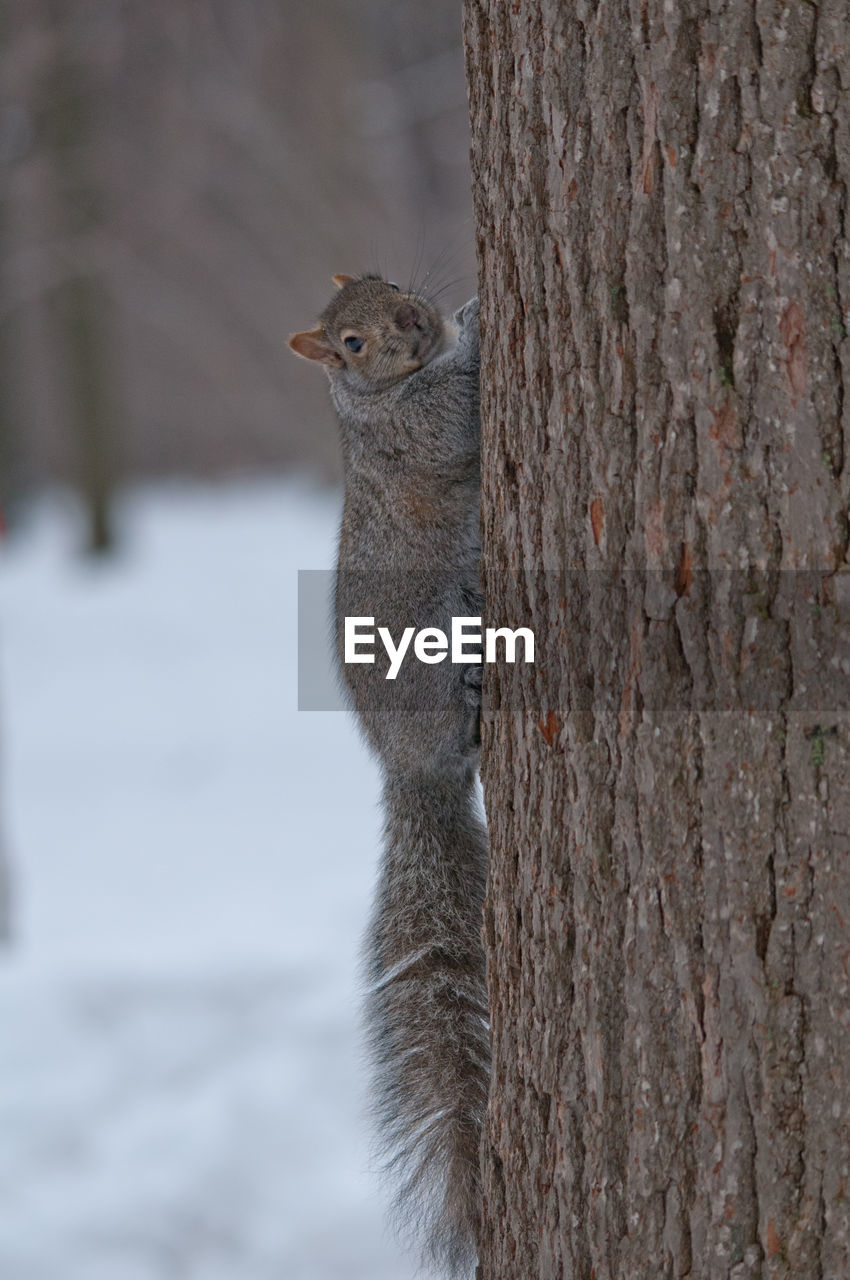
[289,273,488,1277]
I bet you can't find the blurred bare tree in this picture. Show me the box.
[0,4,27,528]
[0,695,9,944]
[42,0,117,552]
[0,812,10,946]
[0,0,475,521]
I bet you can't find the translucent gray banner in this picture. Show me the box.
[298,568,850,715]
[298,570,342,710]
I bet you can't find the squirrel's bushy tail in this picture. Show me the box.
[365,770,489,1277]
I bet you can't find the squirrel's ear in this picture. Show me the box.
[288,327,344,367]
[332,273,356,289]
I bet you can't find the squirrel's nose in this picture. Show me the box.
[395,304,420,331]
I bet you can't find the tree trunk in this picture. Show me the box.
[0,6,24,529]
[464,2,850,1277]
[44,2,117,555]
[0,713,11,946]
[0,826,11,947]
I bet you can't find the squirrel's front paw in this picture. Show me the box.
[462,663,482,707]
[462,666,483,753]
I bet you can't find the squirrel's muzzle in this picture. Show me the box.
[395,303,421,331]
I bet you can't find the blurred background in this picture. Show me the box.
[0,2,476,1276]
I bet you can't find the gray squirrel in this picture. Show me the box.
[289,274,488,1276]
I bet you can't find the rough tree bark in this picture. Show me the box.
[464,2,850,1277]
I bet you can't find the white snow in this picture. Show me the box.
[0,482,418,1280]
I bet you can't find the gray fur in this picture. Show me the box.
[292,279,488,1276]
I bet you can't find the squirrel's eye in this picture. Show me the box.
[388,281,400,291]
[344,336,364,353]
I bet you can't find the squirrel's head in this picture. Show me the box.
[288,274,448,388]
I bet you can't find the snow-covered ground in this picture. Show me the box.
[0,482,417,1280]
